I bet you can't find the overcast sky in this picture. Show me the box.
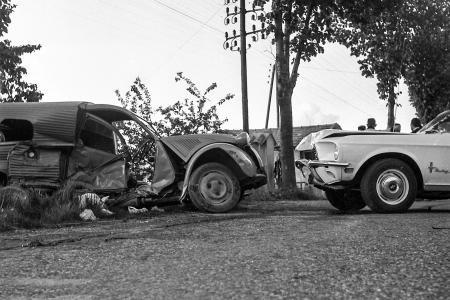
[6,0,418,133]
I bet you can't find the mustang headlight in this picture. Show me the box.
[334,148,339,160]
[315,141,340,161]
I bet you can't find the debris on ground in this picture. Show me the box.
[79,209,96,221]
[150,206,164,212]
[128,206,148,214]
[78,193,114,219]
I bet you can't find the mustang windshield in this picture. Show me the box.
[419,110,450,133]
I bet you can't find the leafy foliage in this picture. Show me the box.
[338,0,450,128]
[156,72,233,136]
[403,1,450,123]
[115,74,233,180]
[0,0,42,103]
[115,77,155,180]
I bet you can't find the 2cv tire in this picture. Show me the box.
[361,158,417,213]
[188,162,241,213]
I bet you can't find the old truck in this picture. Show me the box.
[0,102,266,213]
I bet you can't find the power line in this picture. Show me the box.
[302,75,374,116]
[151,0,222,33]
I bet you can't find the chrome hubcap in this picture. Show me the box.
[376,169,409,205]
[199,171,231,204]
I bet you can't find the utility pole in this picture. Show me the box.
[224,0,265,133]
[239,0,249,133]
[265,64,275,129]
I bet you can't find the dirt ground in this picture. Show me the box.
[0,199,449,299]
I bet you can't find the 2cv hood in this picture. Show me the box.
[160,134,241,163]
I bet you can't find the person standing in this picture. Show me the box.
[366,118,377,131]
[410,117,422,133]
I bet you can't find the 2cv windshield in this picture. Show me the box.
[85,103,159,139]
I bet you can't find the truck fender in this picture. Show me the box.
[180,143,257,201]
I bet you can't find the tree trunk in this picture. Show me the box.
[278,90,296,189]
[271,0,297,190]
[387,85,396,131]
[275,25,296,189]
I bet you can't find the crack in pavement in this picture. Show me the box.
[0,209,326,251]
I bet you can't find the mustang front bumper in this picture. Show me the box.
[295,159,349,186]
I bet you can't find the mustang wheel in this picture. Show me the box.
[188,162,241,213]
[361,158,417,213]
[325,190,366,212]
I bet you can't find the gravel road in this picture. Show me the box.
[0,200,449,299]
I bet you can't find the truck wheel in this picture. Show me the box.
[361,158,417,213]
[325,190,366,212]
[188,162,241,213]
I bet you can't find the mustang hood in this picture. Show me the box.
[160,134,239,162]
[295,129,410,152]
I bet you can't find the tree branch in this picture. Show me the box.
[283,0,294,59]
[289,3,314,90]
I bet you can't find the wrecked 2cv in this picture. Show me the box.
[0,102,266,212]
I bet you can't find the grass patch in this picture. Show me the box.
[0,181,90,231]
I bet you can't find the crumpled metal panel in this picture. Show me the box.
[91,158,127,190]
[0,143,17,173]
[0,102,84,144]
[161,134,237,162]
[8,144,61,186]
[151,141,176,193]
[0,143,14,161]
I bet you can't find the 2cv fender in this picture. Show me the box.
[179,142,262,212]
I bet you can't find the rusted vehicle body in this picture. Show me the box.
[0,102,266,212]
[296,110,450,213]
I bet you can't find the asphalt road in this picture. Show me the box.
[0,200,449,299]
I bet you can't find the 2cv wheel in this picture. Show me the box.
[325,190,366,212]
[361,158,417,213]
[188,162,241,213]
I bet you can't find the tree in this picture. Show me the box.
[338,0,408,130]
[405,33,450,123]
[115,74,233,179]
[256,0,351,189]
[339,0,450,129]
[0,0,42,102]
[403,1,450,123]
